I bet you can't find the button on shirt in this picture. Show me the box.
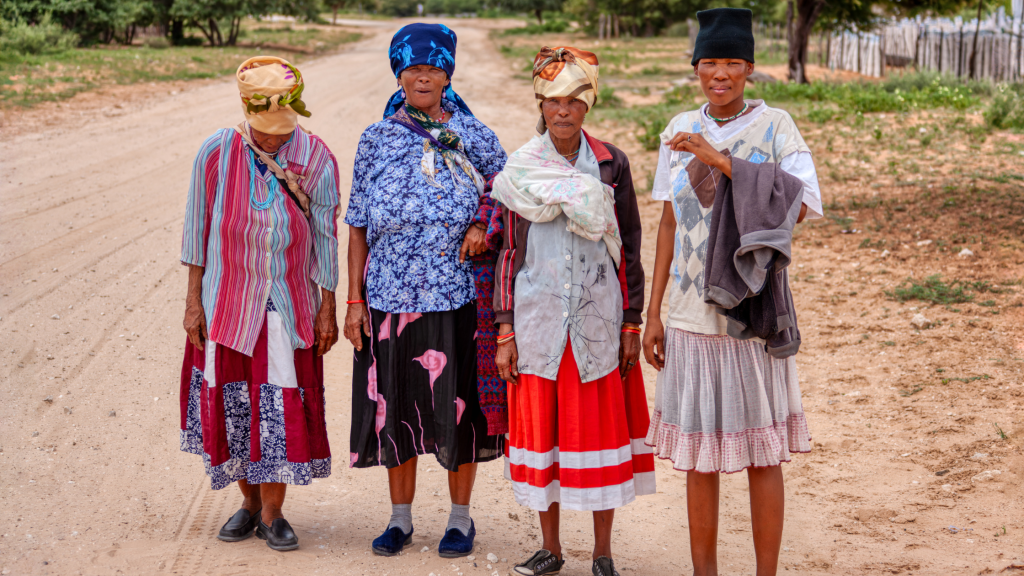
[344,102,507,313]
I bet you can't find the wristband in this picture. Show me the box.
[346,300,365,305]
[622,328,641,335]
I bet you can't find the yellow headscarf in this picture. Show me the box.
[236,56,311,135]
[531,46,600,133]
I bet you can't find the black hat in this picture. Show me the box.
[690,8,755,66]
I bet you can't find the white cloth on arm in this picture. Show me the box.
[651,101,823,220]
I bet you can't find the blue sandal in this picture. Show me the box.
[372,525,414,556]
[438,519,475,558]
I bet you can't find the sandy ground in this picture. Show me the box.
[2,17,1023,576]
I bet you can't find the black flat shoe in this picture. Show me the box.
[256,518,299,551]
[217,508,261,542]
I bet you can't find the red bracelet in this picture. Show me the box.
[346,300,365,305]
[622,328,641,335]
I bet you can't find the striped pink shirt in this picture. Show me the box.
[181,128,340,356]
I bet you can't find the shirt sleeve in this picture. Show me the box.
[180,131,223,267]
[651,142,673,202]
[308,154,341,291]
[610,151,646,325]
[778,151,823,220]
[492,205,519,325]
[476,173,505,253]
[343,129,377,229]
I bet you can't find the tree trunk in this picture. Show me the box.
[333,7,339,25]
[209,18,223,46]
[193,19,215,46]
[787,0,826,84]
[535,8,543,25]
[227,18,241,46]
[969,0,984,79]
[171,19,184,44]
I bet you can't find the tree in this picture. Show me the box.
[783,0,971,84]
[497,0,565,24]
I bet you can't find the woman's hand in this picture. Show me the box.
[184,297,208,351]
[642,316,666,371]
[459,224,488,263]
[314,290,339,356]
[344,301,371,352]
[495,323,519,385]
[665,132,732,178]
[619,324,641,378]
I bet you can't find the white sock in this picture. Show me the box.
[388,503,412,534]
[447,503,472,536]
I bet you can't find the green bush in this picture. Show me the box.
[503,20,570,35]
[984,84,1024,130]
[379,0,420,17]
[0,14,79,55]
[597,85,622,108]
[638,115,667,151]
[748,71,981,114]
[663,22,690,38]
[884,274,994,304]
[142,35,171,49]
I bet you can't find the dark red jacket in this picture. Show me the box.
[492,130,645,326]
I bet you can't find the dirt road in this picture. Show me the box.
[1,17,1021,576]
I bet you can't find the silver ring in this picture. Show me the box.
[627,360,636,366]
[687,135,691,142]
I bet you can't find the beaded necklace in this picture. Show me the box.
[248,149,277,211]
[706,102,749,123]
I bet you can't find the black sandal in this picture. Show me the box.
[592,556,619,576]
[514,549,564,576]
[256,518,299,551]
[217,508,261,542]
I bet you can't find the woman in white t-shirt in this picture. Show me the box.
[642,8,818,576]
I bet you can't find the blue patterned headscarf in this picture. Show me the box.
[383,23,474,119]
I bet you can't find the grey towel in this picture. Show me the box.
[703,158,804,358]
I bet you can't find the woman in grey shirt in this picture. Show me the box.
[490,46,654,576]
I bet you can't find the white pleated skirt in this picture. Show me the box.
[645,327,811,474]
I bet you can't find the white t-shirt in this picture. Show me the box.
[652,102,823,220]
[652,101,819,334]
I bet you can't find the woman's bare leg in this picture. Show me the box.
[687,471,720,576]
[388,456,418,504]
[259,483,287,525]
[748,466,785,576]
[592,509,614,559]
[447,462,477,505]
[238,479,262,514]
[538,503,562,559]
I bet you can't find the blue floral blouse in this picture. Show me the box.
[345,100,508,314]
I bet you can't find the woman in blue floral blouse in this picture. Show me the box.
[343,23,508,559]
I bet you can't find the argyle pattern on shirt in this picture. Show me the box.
[675,191,713,297]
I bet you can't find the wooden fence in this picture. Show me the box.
[827,0,1024,81]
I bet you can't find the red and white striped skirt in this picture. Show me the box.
[504,343,656,511]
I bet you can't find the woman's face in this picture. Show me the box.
[541,97,588,140]
[250,127,293,154]
[399,65,449,111]
[694,59,754,107]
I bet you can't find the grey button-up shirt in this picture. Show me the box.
[511,138,622,383]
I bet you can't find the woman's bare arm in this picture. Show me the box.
[184,264,208,350]
[344,226,372,350]
[642,203,676,370]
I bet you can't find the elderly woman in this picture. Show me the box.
[344,23,507,558]
[179,57,340,552]
[491,47,655,576]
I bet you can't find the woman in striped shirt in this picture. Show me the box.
[178,57,340,552]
